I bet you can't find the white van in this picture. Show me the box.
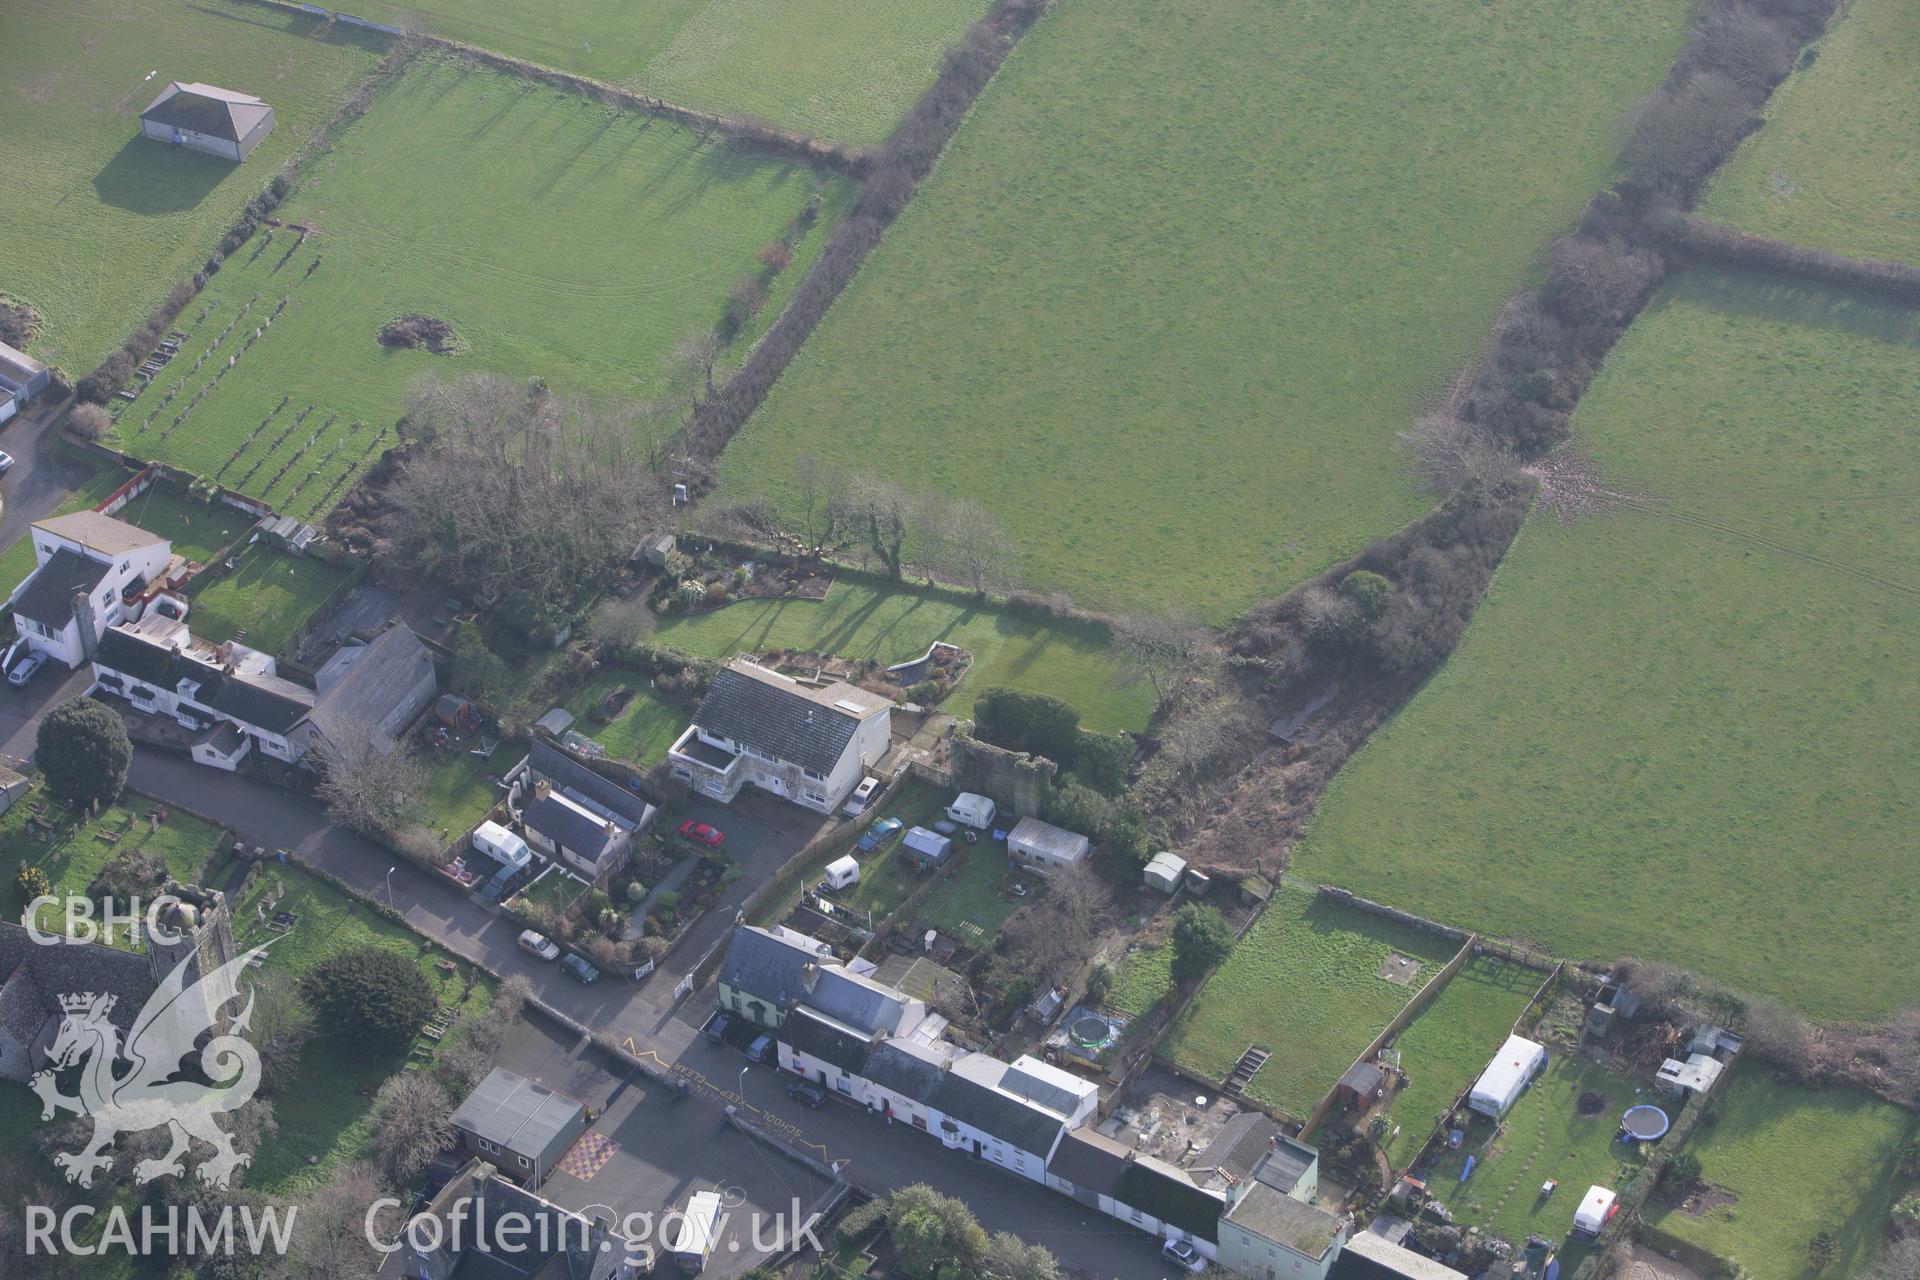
[472,820,531,872]
[944,792,997,830]
[669,1190,723,1273]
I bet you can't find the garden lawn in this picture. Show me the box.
[1159,890,1459,1120]
[1379,956,1541,1171]
[1423,1054,1647,1261]
[654,581,1151,733]
[1293,269,1920,1020]
[419,748,504,843]
[718,0,1694,617]
[558,665,687,766]
[1703,0,1920,265]
[341,0,988,143]
[0,791,225,944]
[920,848,1020,944]
[186,543,351,655]
[0,452,134,589]
[0,0,386,372]
[1104,943,1172,1018]
[229,859,493,1195]
[515,866,590,916]
[108,54,848,519]
[1642,1072,1917,1280]
[1163,884,1460,1119]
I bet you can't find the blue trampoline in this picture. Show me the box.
[1620,1104,1670,1141]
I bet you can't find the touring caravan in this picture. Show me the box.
[944,792,997,830]
[1468,1034,1547,1118]
[472,820,532,873]
[822,854,860,891]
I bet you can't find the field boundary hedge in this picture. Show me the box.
[1647,209,1920,302]
[677,0,1049,481]
[242,0,867,171]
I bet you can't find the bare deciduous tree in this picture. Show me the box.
[794,453,860,560]
[1870,1239,1920,1280]
[373,1073,454,1187]
[389,372,664,617]
[1698,2,1795,90]
[1621,71,1757,192]
[311,717,427,838]
[1401,413,1517,494]
[1548,239,1660,325]
[941,497,1018,596]
[666,329,721,410]
[854,473,912,579]
[293,1161,391,1280]
[1110,610,1216,705]
[591,595,656,650]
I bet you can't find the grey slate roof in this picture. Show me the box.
[862,1038,950,1099]
[93,626,313,734]
[782,1006,872,1076]
[0,925,158,1036]
[0,340,47,386]
[308,624,435,750]
[1190,1111,1284,1184]
[928,1068,1065,1158]
[1047,1127,1131,1194]
[524,793,615,859]
[690,663,873,776]
[1330,1232,1468,1280]
[806,967,910,1035]
[450,1068,584,1160]
[719,926,825,1010]
[1339,1060,1386,1096]
[528,740,654,828]
[0,963,48,1045]
[1114,1158,1225,1243]
[1250,1135,1319,1196]
[140,82,271,142]
[13,548,109,629]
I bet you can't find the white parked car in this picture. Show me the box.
[1161,1240,1206,1272]
[517,929,561,961]
[6,651,45,687]
[843,776,880,817]
[0,451,15,476]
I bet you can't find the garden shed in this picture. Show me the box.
[1007,816,1090,876]
[902,826,952,869]
[1144,851,1186,894]
[1334,1060,1386,1110]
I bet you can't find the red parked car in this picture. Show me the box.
[678,819,725,848]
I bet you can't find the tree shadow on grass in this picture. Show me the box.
[92,136,233,215]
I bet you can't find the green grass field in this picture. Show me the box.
[1424,1054,1646,1262]
[1379,957,1542,1171]
[185,543,351,655]
[654,581,1152,733]
[107,54,847,518]
[1104,943,1172,1018]
[1704,0,1920,265]
[0,790,225,943]
[229,859,493,1195]
[1642,1072,1917,1280]
[717,0,1693,617]
[921,848,1021,944]
[556,665,687,766]
[0,0,386,373]
[1164,884,1461,1118]
[1295,270,1920,1020]
[346,0,987,143]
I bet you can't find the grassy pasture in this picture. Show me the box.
[1104,943,1172,1018]
[1378,956,1541,1171]
[1293,269,1920,1020]
[718,0,1694,618]
[106,55,846,518]
[1163,884,1460,1119]
[186,542,352,655]
[0,0,386,372]
[1422,1054,1648,1262]
[555,665,687,767]
[1642,1072,1917,1280]
[344,0,987,143]
[654,581,1152,733]
[1704,0,1920,265]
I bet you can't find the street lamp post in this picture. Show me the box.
[385,866,396,909]
[738,1065,749,1108]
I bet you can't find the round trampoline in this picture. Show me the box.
[1068,1014,1117,1052]
[1620,1104,1671,1141]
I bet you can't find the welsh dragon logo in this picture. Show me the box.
[30,944,270,1190]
